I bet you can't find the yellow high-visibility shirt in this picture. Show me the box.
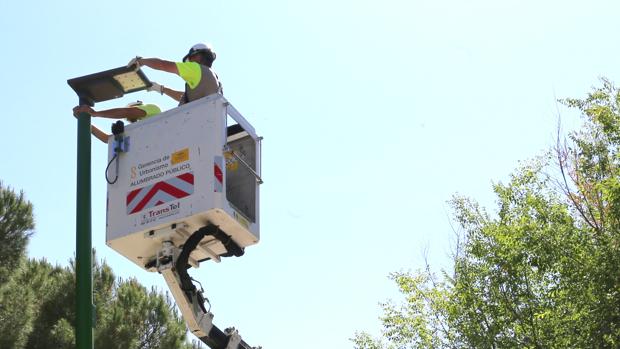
[135,104,162,119]
[175,62,202,89]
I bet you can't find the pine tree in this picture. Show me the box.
[0,182,34,286]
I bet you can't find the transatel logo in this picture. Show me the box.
[126,172,194,215]
[141,202,181,225]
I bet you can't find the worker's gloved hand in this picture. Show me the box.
[147,82,164,95]
[73,105,95,117]
[127,56,142,69]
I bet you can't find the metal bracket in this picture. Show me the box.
[144,223,187,241]
[225,327,242,349]
[223,147,263,184]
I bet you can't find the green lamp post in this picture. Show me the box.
[68,64,151,349]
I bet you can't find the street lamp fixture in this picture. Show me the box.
[67,63,152,105]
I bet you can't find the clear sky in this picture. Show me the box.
[1,0,619,348]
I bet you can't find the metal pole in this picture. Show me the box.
[76,102,93,349]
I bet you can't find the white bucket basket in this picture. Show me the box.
[105,95,261,270]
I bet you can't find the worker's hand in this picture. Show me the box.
[127,56,142,69]
[147,82,164,95]
[73,105,95,117]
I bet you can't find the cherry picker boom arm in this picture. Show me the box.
[155,223,259,349]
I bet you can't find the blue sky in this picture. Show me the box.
[2,0,620,348]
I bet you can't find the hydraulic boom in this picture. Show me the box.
[152,223,259,349]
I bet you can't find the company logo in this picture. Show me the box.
[140,202,181,225]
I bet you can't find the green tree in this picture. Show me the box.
[0,258,71,349]
[0,182,36,349]
[96,277,192,349]
[0,180,201,348]
[0,182,34,286]
[0,254,199,349]
[26,259,76,349]
[353,79,620,348]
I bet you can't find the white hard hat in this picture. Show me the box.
[183,43,216,63]
[191,43,212,51]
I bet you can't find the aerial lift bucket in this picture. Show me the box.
[105,94,262,348]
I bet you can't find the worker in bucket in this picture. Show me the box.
[72,101,161,143]
[129,43,222,105]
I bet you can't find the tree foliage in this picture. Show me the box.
[353,78,620,348]
[96,277,191,349]
[0,182,34,286]
[0,180,199,348]
[0,255,198,349]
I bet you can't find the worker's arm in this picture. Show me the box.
[93,107,146,120]
[137,58,197,102]
[137,58,179,75]
[73,105,146,122]
[135,58,201,89]
[90,125,109,144]
[161,85,184,102]
[148,81,185,102]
